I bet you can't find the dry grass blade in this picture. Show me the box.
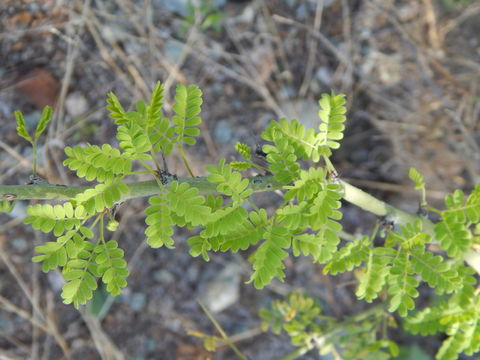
[299,0,324,96]
[79,309,126,360]
[0,236,70,357]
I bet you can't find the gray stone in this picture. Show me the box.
[47,271,65,292]
[163,39,184,63]
[65,92,88,117]
[11,237,28,252]
[129,292,147,312]
[163,0,190,16]
[296,4,307,20]
[198,263,242,313]
[153,269,174,284]
[315,66,332,85]
[214,120,232,143]
[281,99,319,130]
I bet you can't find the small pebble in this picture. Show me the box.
[214,120,232,143]
[153,269,174,284]
[129,292,147,312]
[11,237,28,252]
[199,263,242,313]
[163,39,184,63]
[65,92,88,117]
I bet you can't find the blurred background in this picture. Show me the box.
[0,0,479,359]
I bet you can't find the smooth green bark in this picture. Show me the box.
[0,175,284,201]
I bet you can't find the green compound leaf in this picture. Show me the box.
[356,248,393,302]
[61,252,98,308]
[262,139,300,185]
[317,91,347,156]
[206,158,252,202]
[14,110,33,144]
[150,118,176,154]
[24,202,83,237]
[323,236,371,275]
[94,240,129,296]
[146,81,164,127]
[247,226,291,289]
[75,181,129,215]
[34,106,53,138]
[276,201,310,230]
[64,144,132,183]
[189,209,268,260]
[166,181,211,226]
[32,230,92,273]
[145,192,175,249]
[464,319,480,356]
[406,294,480,360]
[291,233,322,259]
[235,142,252,160]
[172,84,202,146]
[61,273,97,308]
[409,167,425,190]
[436,330,469,360]
[312,224,341,264]
[386,219,430,250]
[434,221,472,258]
[260,290,323,336]
[292,228,339,264]
[230,161,252,171]
[106,92,129,124]
[284,167,326,202]
[410,249,462,295]
[262,118,320,162]
[405,305,450,336]
[0,200,16,214]
[63,231,93,259]
[444,187,480,224]
[308,183,343,230]
[450,266,476,308]
[279,182,343,264]
[32,241,68,272]
[201,205,248,238]
[188,235,212,261]
[387,250,419,317]
[260,290,398,359]
[217,209,267,252]
[195,208,268,258]
[434,187,480,258]
[116,124,152,161]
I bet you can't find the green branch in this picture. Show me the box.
[339,180,434,234]
[0,175,283,201]
[3,176,479,273]
[339,180,480,273]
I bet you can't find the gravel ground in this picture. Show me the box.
[0,1,479,359]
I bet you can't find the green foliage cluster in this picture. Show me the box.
[15,105,52,177]
[11,82,480,359]
[260,291,399,360]
[320,183,480,359]
[182,0,225,34]
[16,82,206,308]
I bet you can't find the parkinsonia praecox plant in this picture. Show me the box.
[2,82,479,360]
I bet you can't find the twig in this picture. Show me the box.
[299,0,324,96]
[422,0,441,49]
[197,300,247,360]
[0,175,283,201]
[0,140,43,176]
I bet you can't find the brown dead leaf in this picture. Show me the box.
[15,68,60,109]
